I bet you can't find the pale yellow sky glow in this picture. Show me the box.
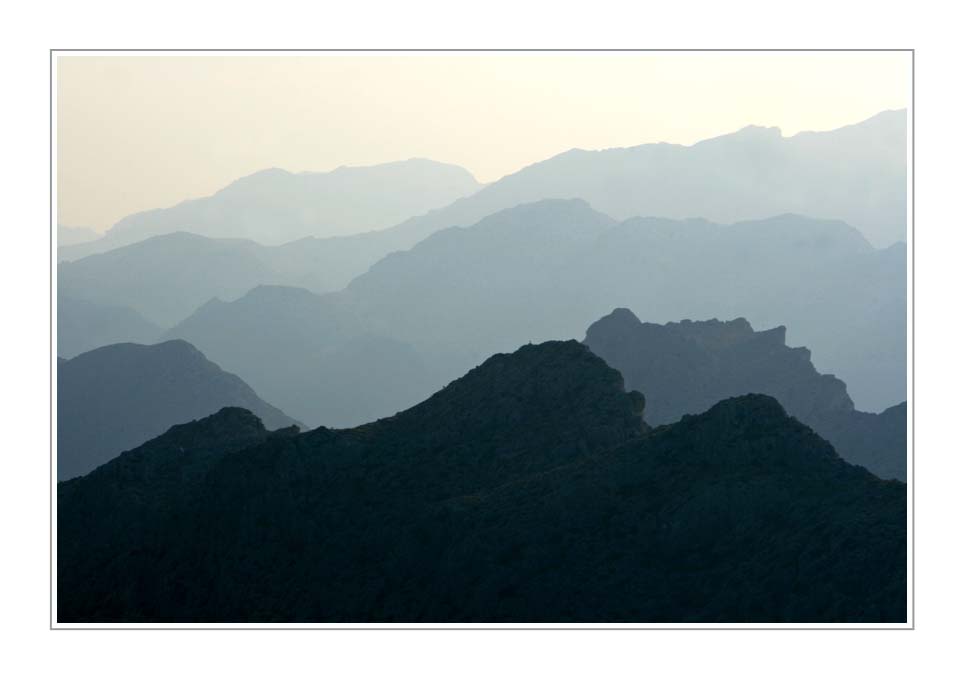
[57,52,910,231]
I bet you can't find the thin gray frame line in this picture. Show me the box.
[49,47,916,631]
[51,48,913,53]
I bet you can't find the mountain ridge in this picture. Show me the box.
[57,339,302,480]
[58,340,906,623]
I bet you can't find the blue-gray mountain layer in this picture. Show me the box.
[57,339,302,480]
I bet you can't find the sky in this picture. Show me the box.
[56,51,911,231]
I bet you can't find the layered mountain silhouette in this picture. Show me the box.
[375,109,906,250]
[58,232,363,327]
[165,199,904,428]
[58,294,161,358]
[347,200,906,411]
[57,340,301,480]
[584,309,906,480]
[58,112,905,302]
[58,341,906,623]
[58,158,481,260]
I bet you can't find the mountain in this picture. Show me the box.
[57,158,482,260]
[165,200,904,427]
[584,309,906,479]
[58,341,906,623]
[58,294,161,358]
[165,285,441,427]
[379,110,906,249]
[57,340,301,480]
[59,228,460,328]
[58,111,905,291]
[57,224,99,247]
[342,200,905,412]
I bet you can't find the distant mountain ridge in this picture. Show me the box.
[59,111,905,291]
[58,341,906,623]
[57,339,301,480]
[58,158,482,259]
[376,109,906,250]
[584,309,906,479]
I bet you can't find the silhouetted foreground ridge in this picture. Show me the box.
[58,341,905,623]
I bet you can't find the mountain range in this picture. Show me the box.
[162,199,904,427]
[584,309,906,479]
[57,339,301,480]
[57,158,482,260]
[368,109,906,251]
[57,340,906,623]
[58,111,906,297]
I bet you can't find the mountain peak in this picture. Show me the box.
[378,340,647,456]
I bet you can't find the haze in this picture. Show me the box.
[56,51,910,231]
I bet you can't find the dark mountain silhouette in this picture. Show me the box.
[165,285,441,427]
[58,341,906,623]
[584,309,906,479]
[57,339,301,480]
[58,294,161,358]
[57,158,482,260]
[165,200,904,426]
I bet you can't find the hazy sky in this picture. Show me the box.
[57,51,910,231]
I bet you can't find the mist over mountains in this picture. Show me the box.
[58,158,481,260]
[377,109,906,251]
[57,340,301,480]
[58,341,905,623]
[55,109,909,624]
[584,309,907,480]
[162,199,903,427]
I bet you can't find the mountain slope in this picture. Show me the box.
[584,309,906,479]
[165,285,440,427]
[57,340,301,480]
[58,341,905,623]
[58,295,162,358]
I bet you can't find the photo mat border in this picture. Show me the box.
[49,47,915,631]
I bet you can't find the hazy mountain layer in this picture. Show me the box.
[57,340,301,480]
[165,200,904,425]
[59,111,905,302]
[57,224,99,247]
[58,341,906,623]
[58,295,162,358]
[584,309,906,479]
[57,158,482,259]
[57,230,390,327]
[165,285,442,427]
[380,110,906,249]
